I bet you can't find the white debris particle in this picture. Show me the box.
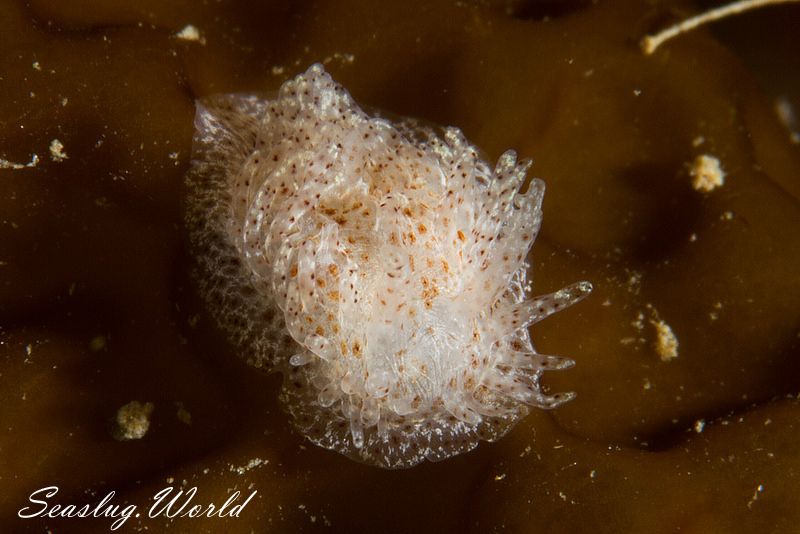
[271,65,285,76]
[322,52,356,65]
[690,154,724,193]
[721,211,734,221]
[694,419,705,433]
[49,139,68,162]
[774,98,794,126]
[494,473,507,481]
[175,24,205,44]
[627,272,642,293]
[689,233,697,242]
[230,457,267,475]
[651,318,679,361]
[774,97,800,144]
[113,401,154,441]
[589,470,597,479]
[643,378,652,390]
[692,135,705,147]
[1,153,39,170]
[61,97,68,107]
[32,61,41,71]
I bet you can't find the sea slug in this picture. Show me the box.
[185,64,592,468]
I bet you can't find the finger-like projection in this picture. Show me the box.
[186,64,592,468]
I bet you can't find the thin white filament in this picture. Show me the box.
[641,0,800,55]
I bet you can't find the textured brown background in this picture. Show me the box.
[1,0,800,532]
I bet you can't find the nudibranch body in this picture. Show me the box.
[186,64,591,468]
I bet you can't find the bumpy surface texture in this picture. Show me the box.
[186,65,590,467]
